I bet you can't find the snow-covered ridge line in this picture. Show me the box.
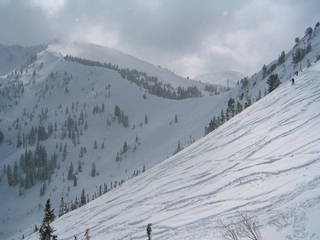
[63,54,204,99]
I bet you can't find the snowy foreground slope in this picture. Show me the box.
[26,62,320,240]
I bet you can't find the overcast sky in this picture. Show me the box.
[0,0,319,77]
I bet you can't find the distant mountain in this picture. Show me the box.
[195,70,244,88]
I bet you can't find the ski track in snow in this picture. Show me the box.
[21,62,320,240]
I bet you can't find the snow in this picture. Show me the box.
[0,47,227,239]
[21,62,320,240]
[195,70,245,88]
[48,41,206,89]
[1,24,320,240]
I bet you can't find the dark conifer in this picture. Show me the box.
[39,199,56,240]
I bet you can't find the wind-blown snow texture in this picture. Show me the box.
[25,62,320,240]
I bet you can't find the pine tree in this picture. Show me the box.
[236,101,243,114]
[7,165,13,186]
[220,110,225,124]
[63,143,67,161]
[68,162,74,180]
[267,74,281,93]
[13,161,19,186]
[73,175,77,187]
[227,98,236,117]
[91,163,96,177]
[278,51,286,65]
[144,114,148,124]
[262,64,267,79]
[78,160,82,172]
[0,129,4,144]
[122,141,128,153]
[58,196,65,217]
[80,189,86,206]
[174,114,178,123]
[39,199,56,240]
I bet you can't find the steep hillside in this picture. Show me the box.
[0,46,227,239]
[25,60,320,240]
[203,23,320,136]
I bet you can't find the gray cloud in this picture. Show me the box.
[0,0,319,77]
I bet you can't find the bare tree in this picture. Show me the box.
[219,212,261,240]
[238,212,261,240]
[218,219,240,240]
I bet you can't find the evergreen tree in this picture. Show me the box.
[39,199,56,240]
[67,162,74,180]
[91,162,96,177]
[262,64,267,79]
[116,152,120,162]
[278,51,286,65]
[0,129,4,144]
[267,74,281,93]
[227,98,236,117]
[80,189,86,206]
[236,101,243,114]
[58,196,65,217]
[122,141,128,153]
[78,160,82,172]
[63,143,67,161]
[144,114,148,124]
[174,114,178,123]
[7,165,13,186]
[174,141,182,154]
[220,110,225,124]
[73,175,77,187]
[17,132,22,148]
[93,140,97,150]
[13,161,19,186]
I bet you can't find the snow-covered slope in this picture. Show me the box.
[49,41,204,89]
[0,47,227,239]
[25,61,320,240]
[196,70,244,88]
[2,22,320,240]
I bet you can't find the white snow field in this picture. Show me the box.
[25,62,320,240]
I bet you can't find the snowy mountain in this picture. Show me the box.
[25,60,320,240]
[196,70,245,88]
[49,41,206,89]
[0,43,46,75]
[0,42,227,240]
[1,22,320,240]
